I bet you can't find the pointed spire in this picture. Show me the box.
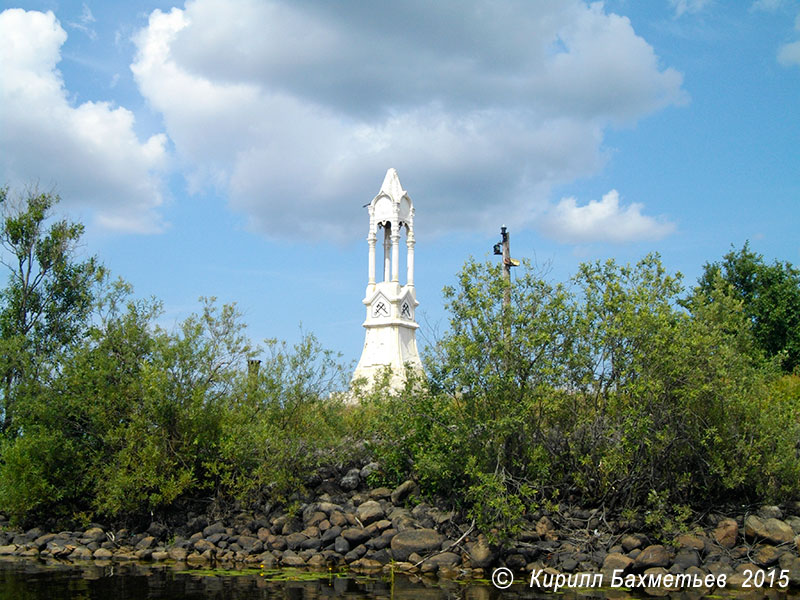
[379,168,406,202]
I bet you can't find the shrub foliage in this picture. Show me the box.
[0,189,798,534]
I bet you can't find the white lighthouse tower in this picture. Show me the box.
[352,169,424,390]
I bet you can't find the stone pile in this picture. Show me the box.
[1,470,799,589]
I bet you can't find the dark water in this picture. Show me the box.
[0,558,508,600]
[1,558,798,600]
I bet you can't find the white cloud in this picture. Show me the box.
[539,190,675,243]
[750,0,785,11]
[131,0,686,242]
[776,10,800,66]
[669,0,714,17]
[67,3,96,39]
[0,8,167,233]
[778,40,800,65]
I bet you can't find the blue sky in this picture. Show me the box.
[1,0,799,368]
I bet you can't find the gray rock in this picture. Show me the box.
[390,528,444,562]
[466,535,494,568]
[167,547,188,561]
[366,531,396,551]
[329,511,348,528]
[603,552,634,573]
[282,552,306,567]
[147,522,168,540]
[369,488,392,501]
[285,532,308,551]
[136,536,156,550]
[785,557,800,586]
[334,536,350,554]
[634,545,671,569]
[203,521,225,538]
[706,561,734,577]
[93,548,113,559]
[786,516,800,534]
[321,526,342,545]
[206,532,225,544]
[193,539,216,553]
[268,535,286,551]
[754,545,781,567]
[713,518,738,548]
[344,545,367,563]
[674,534,705,552]
[356,500,384,525]
[317,502,343,515]
[135,549,153,561]
[389,509,417,532]
[360,462,380,479]
[758,505,783,520]
[305,511,327,528]
[71,546,93,560]
[238,536,261,552]
[390,480,417,505]
[83,527,106,543]
[421,551,460,571]
[300,537,321,550]
[341,527,370,546]
[745,515,794,545]
[340,468,361,491]
[33,534,57,549]
[672,548,700,569]
[621,535,643,552]
[186,551,208,565]
[505,553,527,571]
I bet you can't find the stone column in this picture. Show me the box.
[383,224,391,282]
[368,231,376,285]
[407,234,415,286]
[391,225,400,283]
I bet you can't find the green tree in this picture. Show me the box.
[698,242,800,372]
[366,254,799,538]
[0,187,104,436]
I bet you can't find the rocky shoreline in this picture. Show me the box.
[2,466,800,590]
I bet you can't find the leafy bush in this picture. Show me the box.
[364,255,800,537]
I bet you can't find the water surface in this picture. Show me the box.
[1,558,797,599]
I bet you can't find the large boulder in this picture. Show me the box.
[390,529,444,562]
[713,518,738,548]
[602,552,634,573]
[202,521,226,538]
[82,527,106,544]
[744,515,794,545]
[340,468,361,491]
[341,527,370,546]
[420,552,460,572]
[465,535,494,568]
[356,500,384,526]
[633,545,671,569]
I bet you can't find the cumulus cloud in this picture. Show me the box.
[0,8,167,233]
[131,0,686,241]
[539,190,675,243]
